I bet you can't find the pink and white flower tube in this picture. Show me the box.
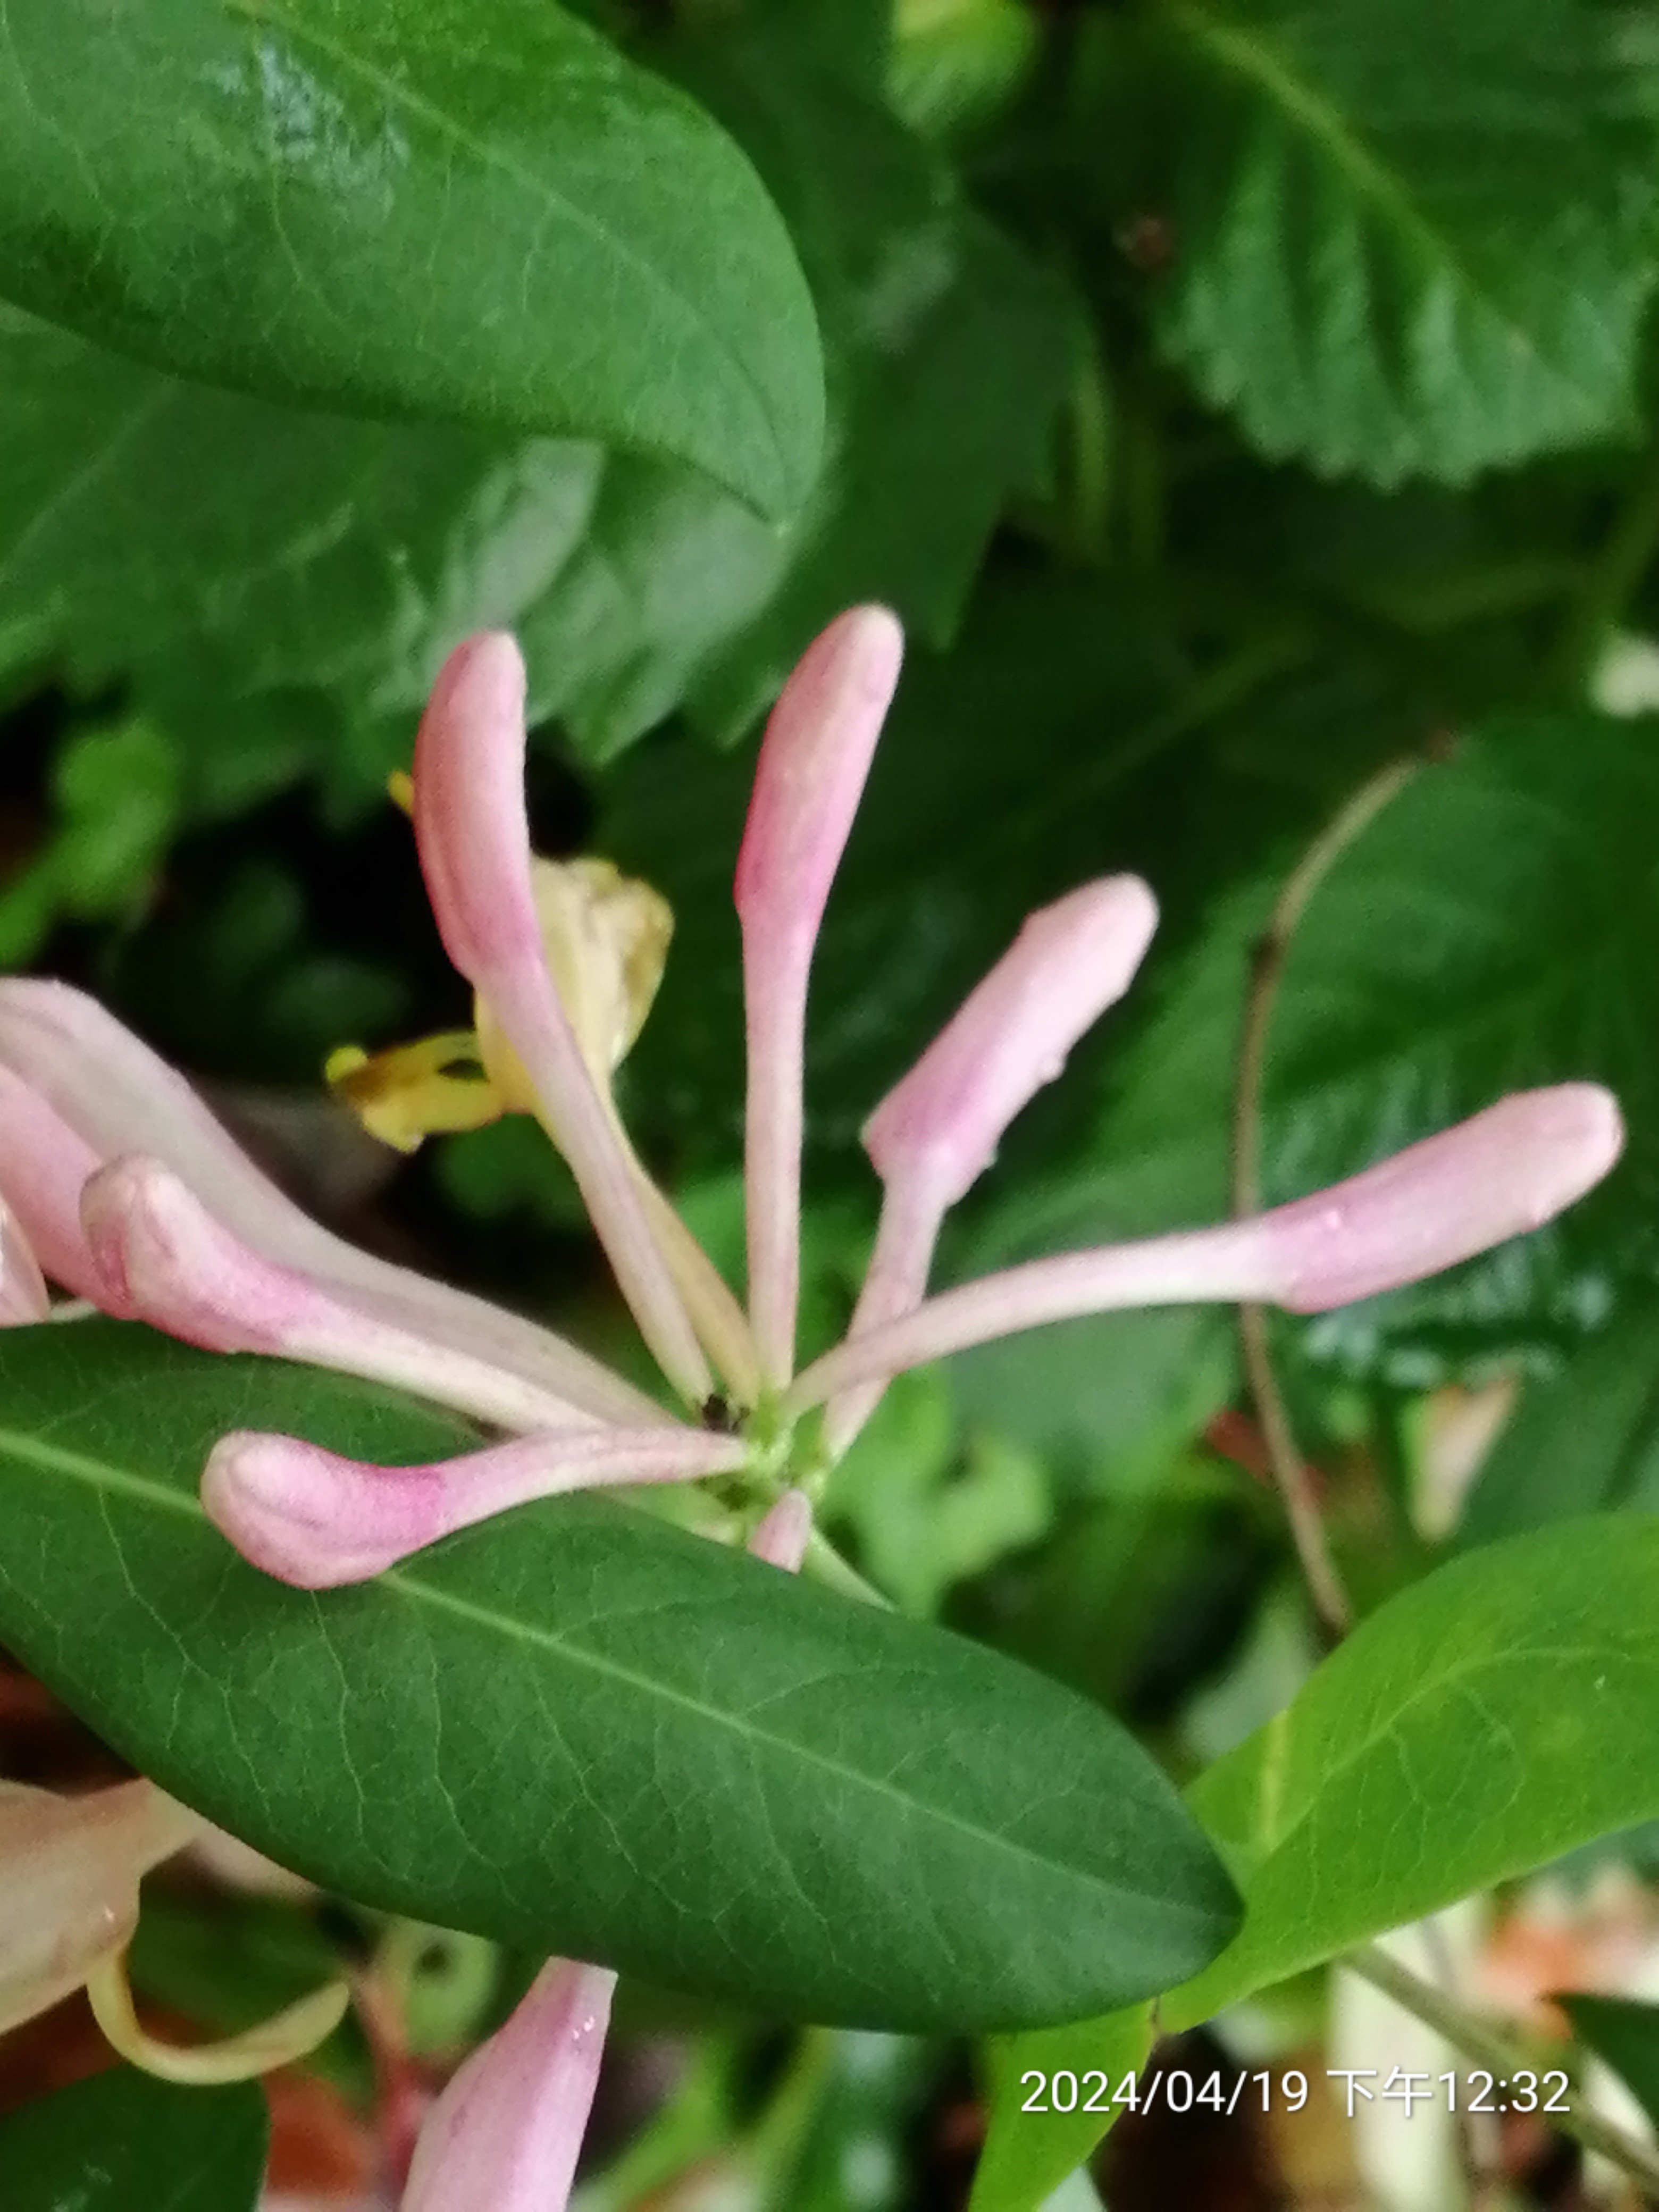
[400,1959,615,2212]
[824,875,1158,1452]
[789,1087,1623,1413]
[734,607,904,1388]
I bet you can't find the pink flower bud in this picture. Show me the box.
[0,980,661,1427]
[0,1067,122,1309]
[826,876,1157,1453]
[413,635,709,1405]
[204,1425,748,1588]
[400,1959,615,2212]
[747,1488,812,1572]
[1260,1086,1624,1313]
[734,607,904,1384]
[0,1189,50,1325]
[80,1157,617,1435]
[864,877,1158,1213]
[789,1086,1623,1411]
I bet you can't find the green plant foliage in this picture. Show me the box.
[0,0,823,518]
[0,2067,267,2212]
[1458,1292,1659,1546]
[970,2006,1151,2212]
[1562,1995,1659,2131]
[1166,1519,1659,2026]
[1106,0,1658,483]
[0,1322,1239,2033]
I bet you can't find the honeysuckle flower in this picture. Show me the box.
[0,606,1624,1611]
[0,1777,348,2081]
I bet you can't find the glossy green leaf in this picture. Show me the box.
[1113,0,1658,484]
[1561,1995,1659,2132]
[0,2067,267,2212]
[0,0,821,518]
[970,2006,1151,2212]
[1165,1520,1659,2027]
[0,1322,1238,2032]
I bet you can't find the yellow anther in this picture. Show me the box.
[326,1033,501,1154]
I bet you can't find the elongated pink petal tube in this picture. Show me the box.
[0,1189,51,1326]
[0,1067,124,1309]
[827,877,1157,1452]
[865,877,1159,1213]
[414,635,709,1406]
[790,1086,1622,1411]
[747,1487,812,1572]
[401,1958,615,2212]
[204,1425,749,1588]
[81,1157,616,1435]
[0,981,661,1427]
[735,607,904,1386]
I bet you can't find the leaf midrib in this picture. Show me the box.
[0,1417,1199,1926]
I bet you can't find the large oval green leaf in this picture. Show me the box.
[0,1323,1237,2032]
[0,2068,267,2212]
[1166,1519,1659,2027]
[0,0,822,519]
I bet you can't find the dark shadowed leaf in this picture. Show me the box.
[0,2067,267,2212]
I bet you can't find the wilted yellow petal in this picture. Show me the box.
[0,1780,202,2035]
[474,856,673,1106]
[86,1948,351,2084]
[326,1034,502,1153]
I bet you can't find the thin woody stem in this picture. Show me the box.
[1231,753,1428,1642]
[1346,1943,1659,2200]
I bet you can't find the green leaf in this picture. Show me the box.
[1054,713,1659,1367]
[1561,1995,1659,2132]
[1459,1293,1659,1548]
[1165,1519,1659,2028]
[0,0,822,518]
[0,2067,267,2212]
[0,1322,1239,2033]
[1111,0,1657,483]
[970,2006,1151,2212]
[0,304,604,725]
[511,20,1080,757]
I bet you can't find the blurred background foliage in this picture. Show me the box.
[9,0,1659,2203]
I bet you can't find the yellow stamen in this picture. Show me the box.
[326,1034,501,1154]
[86,1947,351,2085]
[387,768,415,818]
